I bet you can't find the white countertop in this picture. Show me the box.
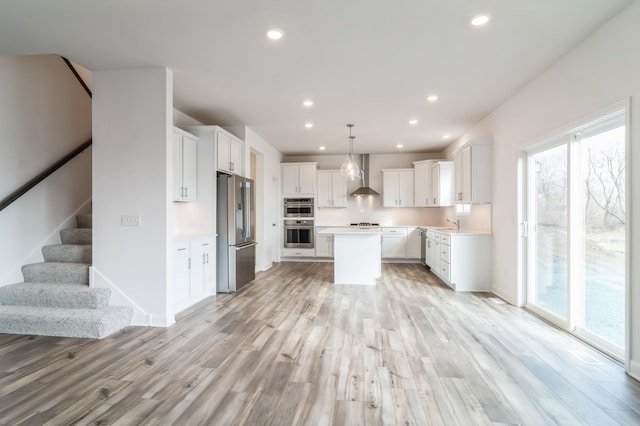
[318,227,382,235]
[433,229,492,236]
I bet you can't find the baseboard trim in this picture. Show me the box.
[491,286,518,307]
[628,360,640,381]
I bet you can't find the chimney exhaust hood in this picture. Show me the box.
[350,154,380,197]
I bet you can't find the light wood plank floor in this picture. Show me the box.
[1,262,639,425]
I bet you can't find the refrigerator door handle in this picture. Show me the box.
[244,181,252,239]
[235,242,258,250]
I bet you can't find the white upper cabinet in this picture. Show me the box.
[217,129,244,175]
[455,140,493,204]
[317,170,348,207]
[281,163,317,196]
[173,128,197,202]
[430,161,454,207]
[382,169,414,207]
[413,159,444,207]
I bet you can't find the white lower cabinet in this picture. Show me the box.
[406,227,421,259]
[315,232,334,258]
[430,231,492,291]
[381,227,407,258]
[173,236,215,313]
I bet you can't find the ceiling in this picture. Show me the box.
[0,0,632,155]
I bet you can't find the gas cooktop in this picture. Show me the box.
[350,222,380,227]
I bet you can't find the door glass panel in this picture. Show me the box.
[531,144,568,319]
[581,125,625,347]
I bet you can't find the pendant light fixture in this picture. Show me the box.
[340,124,361,181]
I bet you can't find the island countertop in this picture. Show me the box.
[318,227,382,235]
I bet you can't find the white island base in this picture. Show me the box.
[319,228,382,285]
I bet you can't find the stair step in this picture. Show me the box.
[0,305,133,339]
[76,213,92,229]
[42,244,92,263]
[0,283,110,309]
[60,228,92,244]
[22,262,90,284]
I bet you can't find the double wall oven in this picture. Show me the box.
[283,219,314,248]
[283,198,314,249]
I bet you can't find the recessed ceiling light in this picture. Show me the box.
[427,95,439,103]
[471,15,490,26]
[303,100,314,107]
[443,134,451,139]
[319,146,326,151]
[304,122,313,129]
[409,119,418,125]
[396,144,404,149]
[266,28,284,40]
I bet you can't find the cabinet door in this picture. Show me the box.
[190,250,205,300]
[414,163,430,207]
[460,145,472,203]
[181,135,197,202]
[406,228,421,259]
[229,138,243,175]
[398,170,414,207]
[431,165,441,206]
[382,236,406,258]
[298,165,316,194]
[430,238,441,274]
[331,173,348,207]
[455,149,464,203]
[382,172,398,207]
[315,234,333,257]
[173,133,184,201]
[216,131,231,173]
[173,245,190,312]
[203,247,215,295]
[316,172,333,207]
[282,165,299,194]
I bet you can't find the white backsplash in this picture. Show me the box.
[316,196,443,226]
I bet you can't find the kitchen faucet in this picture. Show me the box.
[447,217,460,231]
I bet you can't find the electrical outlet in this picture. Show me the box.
[121,214,141,227]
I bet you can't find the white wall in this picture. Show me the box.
[443,2,640,378]
[0,54,92,285]
[93,67,174,327]
[284,153,446,226]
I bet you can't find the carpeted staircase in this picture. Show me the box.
[0,213,132,339]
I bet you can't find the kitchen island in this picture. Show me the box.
[318,227,382,285]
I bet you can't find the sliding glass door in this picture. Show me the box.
[529,144,569,322]
[526,109,626,359]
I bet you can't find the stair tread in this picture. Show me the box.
[0,305,133,339]
[42,244,92,263]
[22,262,90,284]
[60,228,92,244]
[0,283,110,309]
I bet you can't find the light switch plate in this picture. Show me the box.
[121,214,141,227]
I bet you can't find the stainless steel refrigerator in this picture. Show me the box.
[217,174,256,293]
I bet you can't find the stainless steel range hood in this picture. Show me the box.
[350,154,380,197]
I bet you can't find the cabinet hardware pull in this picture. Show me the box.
[188,258,191,269]
[185,187,188,197]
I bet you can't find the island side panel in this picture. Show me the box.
[333,233,381,285]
